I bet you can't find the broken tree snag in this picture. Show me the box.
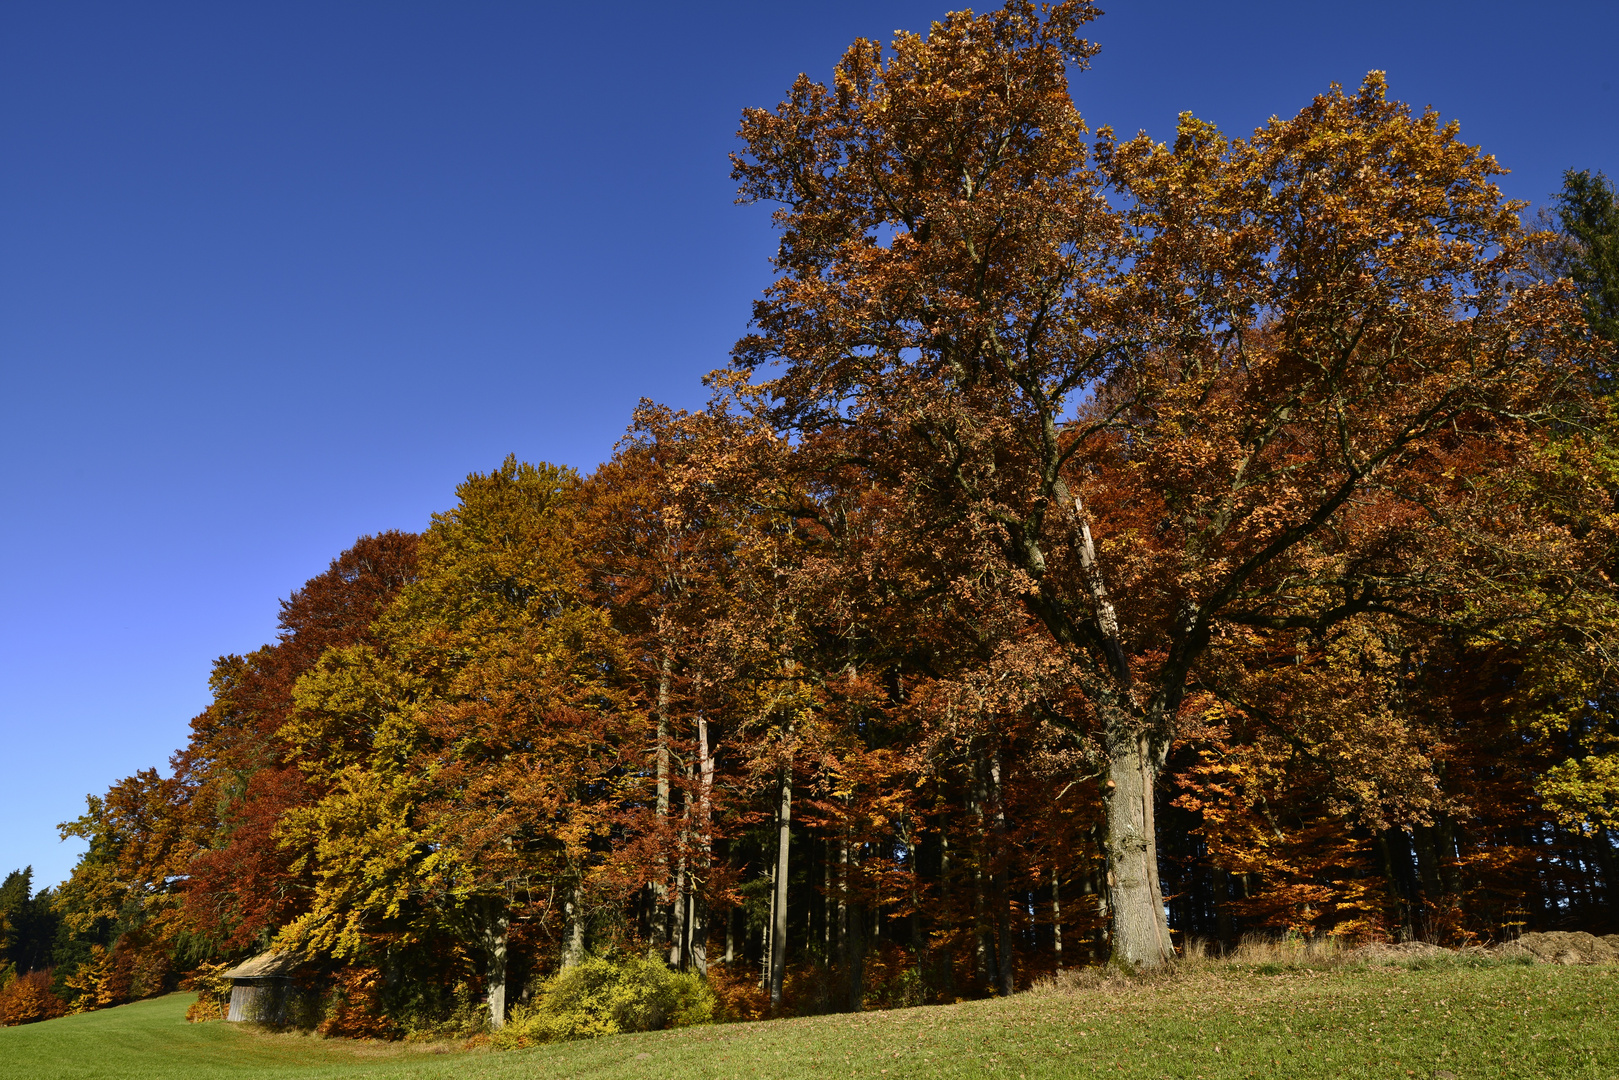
[1073,496,1129,684]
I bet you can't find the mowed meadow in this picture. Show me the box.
[3,958,1616,1080]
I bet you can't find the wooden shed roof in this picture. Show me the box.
[220,950,307,980]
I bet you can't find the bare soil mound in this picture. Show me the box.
[1492,931,1617,965]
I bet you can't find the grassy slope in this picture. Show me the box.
[3,963,1616,1080]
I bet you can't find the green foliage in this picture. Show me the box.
[494,954,714,1046]
[0,869,60,978]
[1556,168,1619,352]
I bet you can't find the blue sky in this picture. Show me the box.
[2,0,1614,890]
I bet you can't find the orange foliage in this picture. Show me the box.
[0,971,68,1026]
[317,967,396,1040]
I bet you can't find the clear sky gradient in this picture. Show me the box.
[2,1,1614,889]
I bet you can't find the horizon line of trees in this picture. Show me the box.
[6,0,1619,1037]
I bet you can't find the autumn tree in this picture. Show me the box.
[730,0,1601,965]
[184,531,419,950]
[281,458,630,1030]
[47,532,419,1009]
[576,414,738,976]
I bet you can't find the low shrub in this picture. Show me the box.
[181,961,233,1023]
[0,970,69,1026]
[495,954,714,1046]
[703,961,769,1022]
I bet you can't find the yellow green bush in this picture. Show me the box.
[495,954,713,1046]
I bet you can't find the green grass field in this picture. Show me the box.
[4,961,1615,1080]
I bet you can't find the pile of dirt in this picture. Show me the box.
[1492,931,1618,965]
[1350,941,1450,961]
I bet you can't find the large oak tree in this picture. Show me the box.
[730,0,1599,964]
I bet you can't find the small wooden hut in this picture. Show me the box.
[221,951,310,1023]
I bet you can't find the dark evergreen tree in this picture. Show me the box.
[0,869,60,975]
[1555,169,1619,355]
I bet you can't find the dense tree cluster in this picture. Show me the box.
[11,0,1619,1034]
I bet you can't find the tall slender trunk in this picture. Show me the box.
[690,715,714,976]
[1103,730,1174,966]
[669,832,687,969]
[724,838,737,965]
[845,840,864,1012]
[989,748,1014,995]
[1413,825,1443,920]
[653,647,672,948]
[907,823,924,956]
[669,749,691,970]
[1435,816,1461,897]
[971,765,990,989]
[937,829,956,997]
[770,774,791,1010]
[837,834,849,968]
[484,909,508,1031]
[824,837,835,955]
[1214,869,1235,949]
[1051,864,1063,970]
[761,859,774,989]
[1089,826,1110,960]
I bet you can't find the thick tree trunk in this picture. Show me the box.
[484,911,508,1031]
[1103,731,1174,967]
[562,886,586,970]
[769,775,791,1010]
[1070,496,1174,966]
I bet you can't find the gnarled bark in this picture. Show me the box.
[1102,730,1174,967]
